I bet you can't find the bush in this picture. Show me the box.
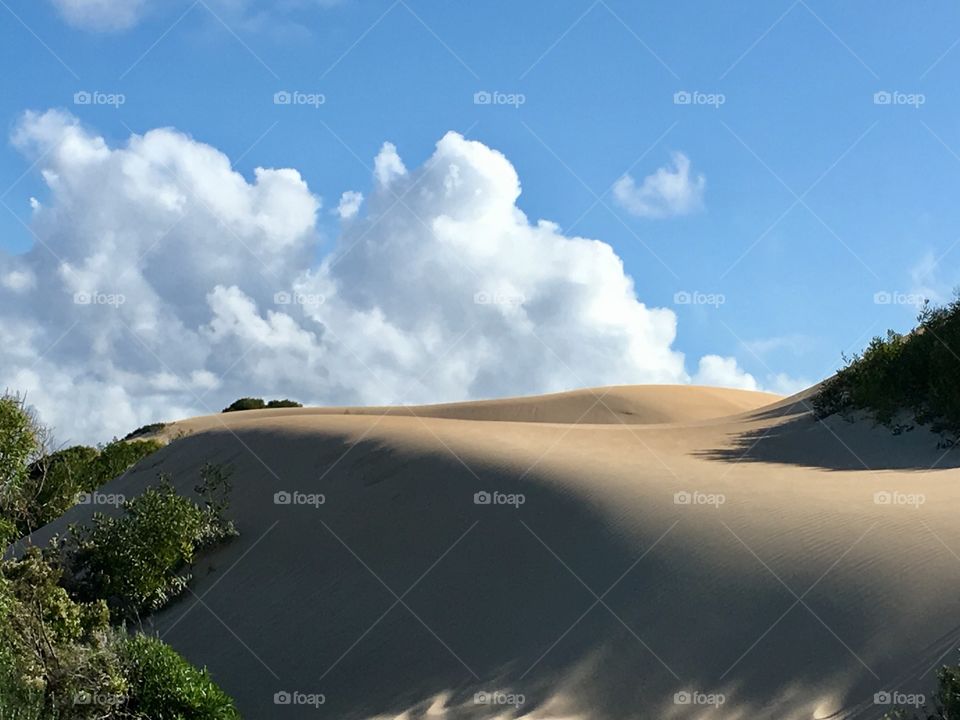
[13,439,163,540]
[266,399,302,409]
[121,633,240,719]
[123,422,168,441]
[884,661,960,718]
[815,294,960,437]
[0,393,46,540]
[63,465,237,623]
[0,549,125,719]
[222,397,266,412]
[222,397,302,412]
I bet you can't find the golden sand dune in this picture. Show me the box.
[29,385,960,720]
[168,385,782,431]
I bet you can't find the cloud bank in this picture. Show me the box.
[2,111,787,443]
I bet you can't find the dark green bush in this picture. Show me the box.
[222,397,302,412]
[222,397,266,412]
[266,399,302,409]
[64,465,237,623]
[121,633,240,720]
[123,422,168,441]
[815,295,960,436]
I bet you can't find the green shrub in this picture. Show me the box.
[815,294,960,437]
[12,439,162,540]
[0,550,126,719]
[222,397,266,413]
[121,633,240,720]
[64,465,237,622]
[266,399,302,409]
[0,393,45,537]
[222,397,302,412]
[123,422,168,441]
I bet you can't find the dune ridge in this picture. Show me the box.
[28,385,960,720]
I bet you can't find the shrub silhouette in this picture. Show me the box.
[222,397,302,412]
[815,294,960,437]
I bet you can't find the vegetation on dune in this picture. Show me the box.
[884,663,960,719]
[814,294,960,439]
[62,466,237,623]
[122,423,167,441]
[221,397,302,413]
[1,392,240,718]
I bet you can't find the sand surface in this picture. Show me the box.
[27,385,960,720]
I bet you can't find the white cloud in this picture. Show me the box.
[693,355,759,391]
[613,152,705,218]
[1,111,780,444]
[50,0,148,31]
[910,249,957,306]
[336,191,363,220]
[373,142,407,188]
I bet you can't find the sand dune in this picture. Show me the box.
[29,385,960,720]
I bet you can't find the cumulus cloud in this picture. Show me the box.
[613,152,705,218]
[693,355,759,391]
[1,111,781,444]
[336,191,363,220]
[50,0,148,31]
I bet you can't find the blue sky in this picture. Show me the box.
[1,0,959,440]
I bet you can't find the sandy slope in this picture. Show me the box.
[27,385,960,720]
